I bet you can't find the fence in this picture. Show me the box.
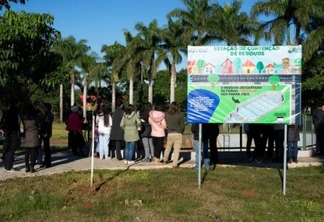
[218,114,315,151]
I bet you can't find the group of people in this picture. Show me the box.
[244,123,300,164]
[0,100,54,173]
[91,100,188,168]
[91,99,222,170]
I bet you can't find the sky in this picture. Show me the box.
[8,0,261,55]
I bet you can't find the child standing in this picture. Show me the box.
[287,124,300,163]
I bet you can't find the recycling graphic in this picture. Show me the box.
[187,45,302,124]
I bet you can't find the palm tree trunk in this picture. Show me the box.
[112,81,116,112]
[83,77,87,119]
[295,25,301,45]
[286,24,291,45]
[170,64,177,103]
[148,80,153,104]
[129,77,134,104]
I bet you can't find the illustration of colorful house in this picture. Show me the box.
[282,58,290,73]
[266,63,275,74]
[203,63,216,74]
[221,58,234,74]
[290,65,301,74]
[243,59,255,74]
[188,60,197,74]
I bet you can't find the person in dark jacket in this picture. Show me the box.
[40,103,54,168]
[110,99,124,160]
[312,100,324,155]
[22,103,40,173]
[206,123,220,166]
[250,124,263,163]
[0,99,21,172]
[139,102,153,162]
[287,124,300,163]
[191,123,210,169]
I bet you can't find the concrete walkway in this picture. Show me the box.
[1,149,324,181]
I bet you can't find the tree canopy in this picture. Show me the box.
[0,10,61,105]
[0,0,26,10]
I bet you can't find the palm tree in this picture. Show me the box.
[91,61,110,100]
[133,19,163,103]
[120,31,141,105]
[53,36,89,106]
[167,0,214,46]
[209,1,259,46]
[101,42,125,111]
[79,52,99,118]
[158,19,187,103]
[250,0,324,47]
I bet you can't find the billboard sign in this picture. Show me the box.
[187,45,302,124]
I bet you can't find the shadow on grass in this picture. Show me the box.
[94,164,133,192]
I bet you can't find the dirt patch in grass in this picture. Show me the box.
[242,190,259,197]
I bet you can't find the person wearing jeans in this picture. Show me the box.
[287,124,300,163]
[191,123,210,170]
[120,104,141,165]
[124,141,135,162]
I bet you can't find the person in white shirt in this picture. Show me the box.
[96,106,112,159]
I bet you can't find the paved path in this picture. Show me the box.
[1,150,324,181]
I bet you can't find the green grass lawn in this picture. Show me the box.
[0,166,323,221]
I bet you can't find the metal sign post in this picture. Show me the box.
[90,116,95,188]
[198,124,202,189]
[283,124,288,195]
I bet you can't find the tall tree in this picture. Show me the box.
[251,0,324,47]
[209,0,259,46]
[133,19,163,103]
[0,10,60,106]
[167,0,214,46]
[101,42,125,111]
[0,0,26,10]
[251,0,324,104]
[52,36,90,106]
[79,52,99,118]
[158,19,186,103]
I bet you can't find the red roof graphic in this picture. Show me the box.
[187,61,196,66]
[266,64,274,68]
[243,60,255,67]
[204,63,215,68]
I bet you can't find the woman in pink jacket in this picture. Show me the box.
[148,105,167,165]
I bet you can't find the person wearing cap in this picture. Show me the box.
[66,106,85,156]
